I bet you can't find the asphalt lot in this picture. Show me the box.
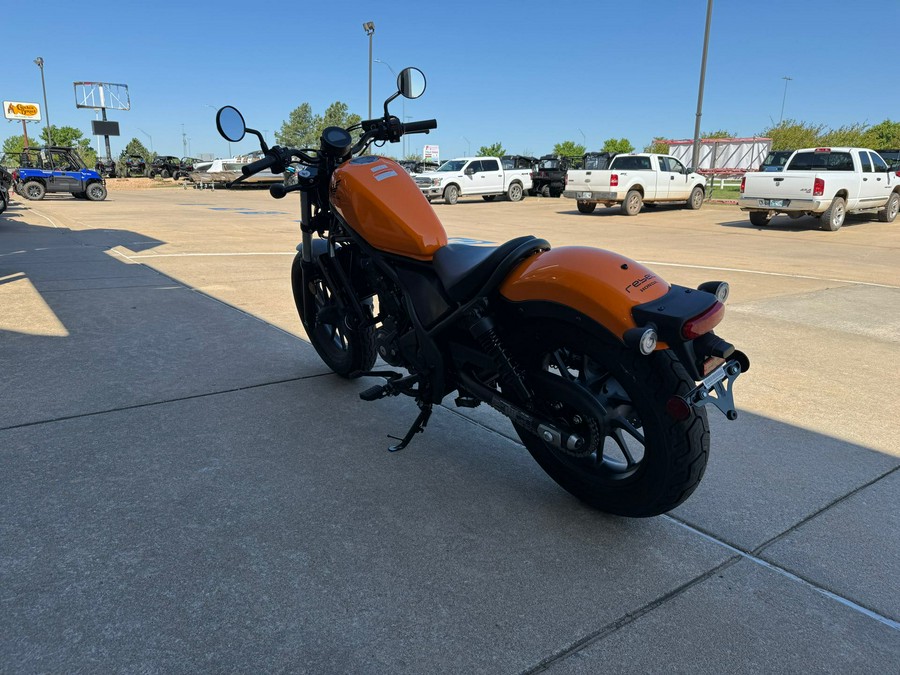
[2,187,898,672]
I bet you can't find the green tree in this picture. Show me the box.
[644,137,670,153]
[819,123,869,148]
[701,129,736,139]
[758,119,825,150]
[553,140,586,158]
[118,138,152,162]
[34,125,97,168]
[601,137,635,153]
[863,119,900,149]
[478,142,504,157]
[2,134,35,158]
[276,101,361,149]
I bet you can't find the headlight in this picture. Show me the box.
[432,178,442,186]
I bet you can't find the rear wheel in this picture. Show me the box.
[749,211,770,227]
[541,185,551,198]
[509,323,709,517]
[621,189,642,216]
[576,200,596,214]
[820,197,846,231]
[290,252,376,378]
[21,181,45,201]
[878,192,899,222]
[444,184,459,205]
[161,169,170,179]
[508,182,524,202]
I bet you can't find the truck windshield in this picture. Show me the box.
[787,152,854,171]
[438,160,466,172]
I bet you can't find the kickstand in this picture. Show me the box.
[387,402,433,452]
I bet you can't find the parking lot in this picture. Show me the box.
[2,188,898,672]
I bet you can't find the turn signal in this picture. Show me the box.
[682,302,725,340]
[740,176,745,193]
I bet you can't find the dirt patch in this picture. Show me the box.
[105,177,185,190]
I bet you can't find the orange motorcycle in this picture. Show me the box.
[215,68,748,517]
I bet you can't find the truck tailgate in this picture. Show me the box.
[743,173,815,200]
[566,170,611,191]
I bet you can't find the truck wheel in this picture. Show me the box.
[541,185,551,198]
[21,181,45,201]
[85,183,108,201]
[444,185,459,205]
[749,211,770,227]
[161,169,170,179]
[508,183,524,202]
[820,197,845,231]
[878,192,899,222]
[687,186,704,210]
[482,195,496,201]
[576,200,596,214]
[621,189,642,216]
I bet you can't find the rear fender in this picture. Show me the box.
[498,246,669,341]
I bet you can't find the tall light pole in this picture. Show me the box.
[363,22,375,119]
[34,57,52,145]
[578,128,586,149]
[375,59,407,156]
[779,76,793,125]
[137,128,153,152]
[462,136,471,155]
[691,0,714,171]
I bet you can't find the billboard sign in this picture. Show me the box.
[4,101,42,121]
[423,144,439,163]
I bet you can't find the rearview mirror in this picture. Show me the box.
[216,106,246,143]
[398,67,426,99]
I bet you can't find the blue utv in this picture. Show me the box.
[8,146,107,201]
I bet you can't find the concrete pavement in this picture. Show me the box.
[1,189,897,672]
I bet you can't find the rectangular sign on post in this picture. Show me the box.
[423,144,439,163]
[3,101,42,121]
[91,120,120,136]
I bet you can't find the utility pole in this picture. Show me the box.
[691,0,714,170]
[34,57,52,145]
[363,22,375,119]
[181,124,187,157]
[779,76,793,124]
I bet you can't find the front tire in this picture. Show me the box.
[576,200,596,214]
[878,192,899,223]
[22,181,45,201]
[821,197,846,231]
[444,184,459,205]
[161,169,170,179]
[508,323,709,517]
[621,189,642,216]
[290,252,376,378]
[85,183,107,201]
[687,186,704,210]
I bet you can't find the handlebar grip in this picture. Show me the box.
[242,153,278,176]
[402,119,438,134]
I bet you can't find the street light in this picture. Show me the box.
[137,128,153,152]
[578,128,586,148]
[34,57,52,145]
[363,21,375,119]
[779,76,793,125]
[462,136,471,156]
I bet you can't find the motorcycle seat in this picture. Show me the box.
[433,235,550,303]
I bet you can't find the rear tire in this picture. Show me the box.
[687,186,704,210]
[878,192,899,222]
[508,182,524,202]
[820,197,846,231]
[21,181,45,201]
[161,169,170,179]
[290,252,376,378]
[508,322,710,517]
[541,185,551,198]
[749,211,770,227]
[621,189,642,216]
[576,200,596,214]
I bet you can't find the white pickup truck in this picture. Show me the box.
[739,147,900,231]
[414,157,533,205]
[563,153,706,215]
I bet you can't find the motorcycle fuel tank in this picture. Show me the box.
[330,156,447,261]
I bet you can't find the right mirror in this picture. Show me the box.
[216,106,246,143]
[397,68,426,99]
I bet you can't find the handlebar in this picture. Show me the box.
[241,153,279,176]
[402,119,437,134]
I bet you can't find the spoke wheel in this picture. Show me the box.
[508,322,709,516]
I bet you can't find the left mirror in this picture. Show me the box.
[397,67,426,99]
[217,106,246,143]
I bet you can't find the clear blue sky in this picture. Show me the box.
[3,0,897,160]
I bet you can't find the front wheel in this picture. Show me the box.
[444,184,459,205]
[878,192,899,223]
[85,183,107,201]
[687,186,704,210]
[290,252,376,378]
[508,323,709,517]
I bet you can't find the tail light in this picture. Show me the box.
[682,301,725,340]
[813,178,825,196]
[610,174,619,187]
[740,176,745,193]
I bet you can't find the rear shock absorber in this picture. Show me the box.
[466,309,531,403]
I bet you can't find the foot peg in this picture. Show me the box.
[360,384,391,401]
